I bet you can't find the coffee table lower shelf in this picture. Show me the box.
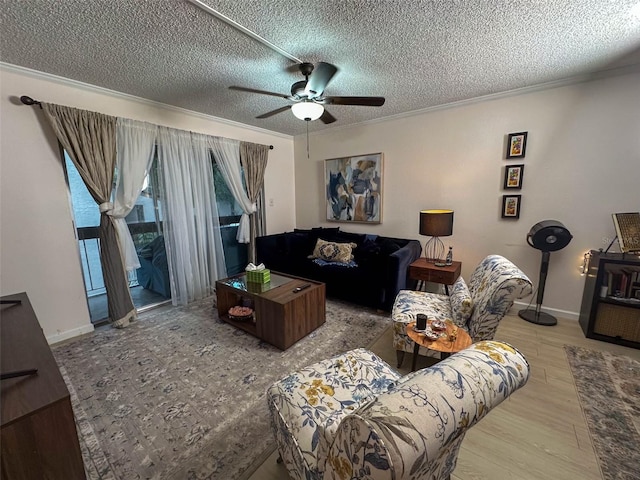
[220,315,258,335]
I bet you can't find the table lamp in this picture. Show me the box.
[420,209,454,265]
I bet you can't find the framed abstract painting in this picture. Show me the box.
[325,152,383,223]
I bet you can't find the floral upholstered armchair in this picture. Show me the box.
[392,254,532,367]
[267,341,529,480]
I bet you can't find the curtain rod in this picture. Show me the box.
[19,95,274,150]
[20,95,41,107]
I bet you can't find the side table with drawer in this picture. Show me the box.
[408,258,462,295]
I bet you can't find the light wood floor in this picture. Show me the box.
[247,310,640,480]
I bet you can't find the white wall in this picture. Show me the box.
[294,70,640,319]
[0,65,295,343]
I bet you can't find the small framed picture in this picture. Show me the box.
[506,131,528,159]
[504,164,524,189]
[502,195,522,219]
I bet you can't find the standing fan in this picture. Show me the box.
[518,220,573,326]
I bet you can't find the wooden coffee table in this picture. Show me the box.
[215,272,325,350]
[406,320,472,371]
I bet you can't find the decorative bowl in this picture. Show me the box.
[228,306,254,321]
[430,319,447,331]
[421,327,441,341]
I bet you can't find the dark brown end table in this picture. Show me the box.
[409,258,462,294]
[215,272,326,350]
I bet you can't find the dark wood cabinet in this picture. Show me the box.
[1,292,86,480]
[578,250,640,349]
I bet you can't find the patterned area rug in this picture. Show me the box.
[53,297,391,480]
[564,345,640,479]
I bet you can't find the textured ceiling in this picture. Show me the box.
[2,0,640,136]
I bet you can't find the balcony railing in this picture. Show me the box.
[76,222,160,297]
[76,218,245,296]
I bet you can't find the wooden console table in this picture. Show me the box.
[1,292,86,480]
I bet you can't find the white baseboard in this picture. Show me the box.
[47,323,95,345]
[512,301,580,322]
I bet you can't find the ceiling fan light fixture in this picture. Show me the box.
[291,101,324,121]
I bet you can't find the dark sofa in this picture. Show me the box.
[255,227,422,311]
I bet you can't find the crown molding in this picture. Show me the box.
[305,61,640,138]
[4,59,637,142]
[1,62,293,141]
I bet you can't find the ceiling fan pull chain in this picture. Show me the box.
[306,121,310,159]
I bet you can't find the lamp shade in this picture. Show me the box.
[291,101,324,121]
[420,209,454,237]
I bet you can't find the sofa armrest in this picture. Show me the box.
[382,240,422,310]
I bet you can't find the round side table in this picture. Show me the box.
[406,320,472,371]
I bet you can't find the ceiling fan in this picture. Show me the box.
[229,62,385,124]
[186,1,385,124]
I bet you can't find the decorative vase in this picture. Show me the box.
[445,246,453,265]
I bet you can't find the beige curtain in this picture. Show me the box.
[240,142,269,263]
[42,103,136,328]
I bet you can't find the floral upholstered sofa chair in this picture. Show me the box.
[267,341,529,480]
[392,254,532,367]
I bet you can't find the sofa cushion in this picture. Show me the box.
[450,277,474,327]
[327,231,366,247]
[378,238,401,255]
[310,238,357,264]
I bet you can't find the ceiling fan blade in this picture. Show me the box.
[229,86,290,99]
[320,109,337,124]
[305,62,338,98]
[256,105,291,119]
[323,96,386,106]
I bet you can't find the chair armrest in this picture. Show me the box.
[323,341,529,480]
[467,255,533,341]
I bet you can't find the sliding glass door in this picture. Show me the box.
[64,150,248,323]
[64,152,168,323]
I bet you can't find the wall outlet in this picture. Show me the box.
[268,198,274,207]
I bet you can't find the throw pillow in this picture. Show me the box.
[310,238,357,264]
[450,277,474,327]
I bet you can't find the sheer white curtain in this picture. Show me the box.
[157,127,226,305]
[208,137,254,243]
[112,118,158,271]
